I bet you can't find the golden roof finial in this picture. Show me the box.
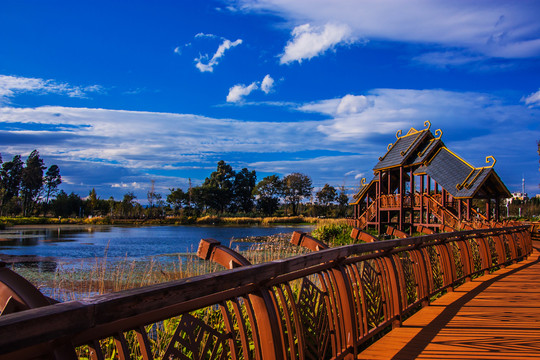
[485,156,496,168]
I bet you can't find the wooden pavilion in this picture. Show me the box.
[350,121,511,235]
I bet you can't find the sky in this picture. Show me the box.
[1,0,539,202]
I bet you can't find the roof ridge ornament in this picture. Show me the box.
[434,128,442,139]
[485,155,496,168]
[456,155,497,190]
[397,120,432,140]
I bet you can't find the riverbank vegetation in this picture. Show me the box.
[1,155,353,224]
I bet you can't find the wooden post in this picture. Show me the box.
[420,175,424,224]
[442,189,446,207]
[495,197,500,221]
[377,172,382,234]
[410,168,414,234]
[399,166,404,231]
[467,198,471,221]
[486,199,491,221]
[426,175,431,225]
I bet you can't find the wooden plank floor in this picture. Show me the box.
[358,247,540,359]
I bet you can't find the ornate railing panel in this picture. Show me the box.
[0,225,532,360]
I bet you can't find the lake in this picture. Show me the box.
[0,224,315,271]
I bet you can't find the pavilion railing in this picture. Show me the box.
[0,225,533,360]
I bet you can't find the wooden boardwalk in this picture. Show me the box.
[359,245,540,359]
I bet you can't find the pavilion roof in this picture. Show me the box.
[414,147,511,199]
[373,122,439,171]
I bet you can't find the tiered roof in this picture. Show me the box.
[354,122,510,201]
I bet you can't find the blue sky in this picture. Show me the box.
[1,0,539,202]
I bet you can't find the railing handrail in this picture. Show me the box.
[0,225,532,358]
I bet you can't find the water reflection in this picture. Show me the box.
[0,224,314,270]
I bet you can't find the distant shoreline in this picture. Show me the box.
[0,215,339,229]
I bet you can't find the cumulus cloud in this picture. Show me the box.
[522,89,540,107]
[226,74,275,102]
[299,94,372,116]
[261,74,274,94]
[236,0,540,59]
[195,38,243,72]
[0,74,103,104]
[280,23,356,64]
[227,82,258,102]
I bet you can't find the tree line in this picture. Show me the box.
[165,160,350,218]
[0,156,351,219]
[0,151,62,216]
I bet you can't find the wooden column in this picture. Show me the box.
[409,168,414,234]
[399,166,404,231]
[377,172,381,234]
[495,197,500,221]
[420,175,424,225]
[458,199,462,221]
[486,199,491,221]
[466,199,471,221]
[426,175,431,225]
[442,189,446,207]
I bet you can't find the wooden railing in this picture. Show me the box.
[0,225,533,360]
[423,194,460,229]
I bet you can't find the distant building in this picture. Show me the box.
[507,192,528,203]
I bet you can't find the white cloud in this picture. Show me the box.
[236,0,540,59]
[195,38,243,72]
[336,95,371,115]
[522,89,540,107]
[261,74,274,94]
[1,87,538,198]
[280,23,355,64]
[412,51,485,68]
[227,82,258,102]
[226,74,276,102]
[298,94,372,116]
[0,74,103,104]
[111,182,144,189]
[195,33,218,39]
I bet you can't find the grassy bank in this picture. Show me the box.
[0,215,348,227]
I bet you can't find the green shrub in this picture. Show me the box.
[312,224,354,246]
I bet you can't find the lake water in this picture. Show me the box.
[0,224,315,271]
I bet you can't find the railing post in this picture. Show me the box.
[197,239,285,360]
[291,232,359,357]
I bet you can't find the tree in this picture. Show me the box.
[87,188,98,216]
[316,184,337,206]
[336,186,350,217]
[21,150,46,216]
[232,168,257,213]
[121,192,137,218]
[51,190,82,217]
[255,175,282,215]
[282,173,313,216]
[1,155,24,204]
[202,160,235,213]
[43,164,62,203]
[167,188,187,211]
